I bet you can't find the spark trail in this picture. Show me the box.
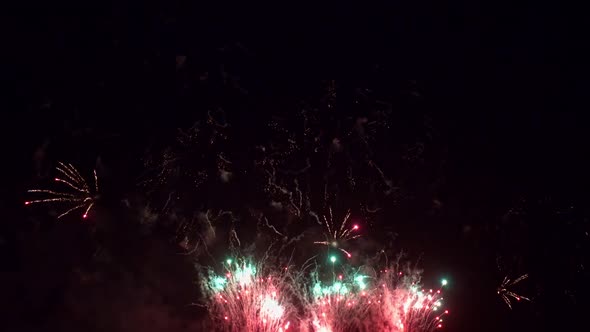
[25,162,99,219]
[201,257,297,332]
[497,273,530,309]
[314,208,361,258]
[302,267,448,332]
[201,256,449,332]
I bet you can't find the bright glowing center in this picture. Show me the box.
[260,296,284,320]
[235,264,256,287]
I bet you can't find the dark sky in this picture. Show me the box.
[2,1,588,331]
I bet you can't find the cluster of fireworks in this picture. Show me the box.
[25,162,99,219]
[21,79,547,331]
[24,162,537,330]
[304,268,448,332]
[201,256,449,332]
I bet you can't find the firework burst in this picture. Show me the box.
[314,208,361,258]
[25,162,99,219]
[497,273,530,309]
[301,267,447,332]
[201,257,298,332]
[200,254,448,332]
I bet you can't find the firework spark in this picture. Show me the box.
[25,162,99,219]
[314,208,361,258]
[201,255,448,332]
[301,267,448,332]
[497,273,530,309]
[201,257,297,332]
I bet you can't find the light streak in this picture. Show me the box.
[497,273,530,309]
[314,208,361,258]
[201,256,448,331]
[25,162,99,220]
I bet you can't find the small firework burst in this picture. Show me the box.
[497,273,530,309]
[314,208,361,258]
[25,162,99,219]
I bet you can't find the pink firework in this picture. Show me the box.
[314,208,361,258]
[202,258,297,332]
[201,257,449,332]
[301,268,448,332]
[497,273,530,310]
[25,162,99,219]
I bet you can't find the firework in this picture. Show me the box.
[497,274,530,309]
[201,255,448,332]
[25,162,99,219]
[301,266,447,332]
[201,257,297,332]
[314,208,361,258]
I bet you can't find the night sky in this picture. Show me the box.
[2,2,588,331]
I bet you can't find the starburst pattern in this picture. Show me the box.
[25,162,99,219]
[314,208,361,258]
[497,273,530,309]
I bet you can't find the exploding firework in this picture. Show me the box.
[301,266,448,332]
[25,162,99,219]
[201,257,298,332]
[314,208,361,258]
[497,273,530,309]
[200,255,448,332]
